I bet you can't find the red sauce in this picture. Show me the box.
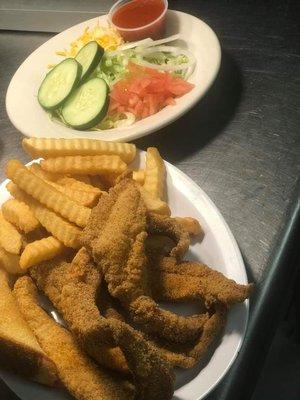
[112,0,165,29]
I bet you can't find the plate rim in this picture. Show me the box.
[0,153,249,400]
[5,9,221,142]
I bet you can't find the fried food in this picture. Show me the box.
[147,213,190,260]
[22,137,136,163]
[2,199,40,233]
[82,179,208,344]
[30,250,175,400]
[6,160,91,227]
[143,147,166,200]
[40,155,127,176]
[30,250,129,373]
[57,176,102,195]
[0,211,22,254]
[0,269,57,385]
[20,236,65,270]
[108,318,174,400]
[0,247,22,274]
[147,306,227,369]
[132,170,145,185]
[6,183,82,248]
[138,186,171,215]
[13,276,134,400]
[175,217,203,236]
[154,257,254,306]
[29,164,100,207]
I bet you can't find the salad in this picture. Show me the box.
[38,24,196,131]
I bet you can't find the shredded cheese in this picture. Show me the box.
[56,23,124,58]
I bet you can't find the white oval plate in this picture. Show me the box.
[0,152,248,400]
[6,10,221,142]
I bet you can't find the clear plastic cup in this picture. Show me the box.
[109,0,168,42]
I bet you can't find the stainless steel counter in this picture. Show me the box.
[0,1,299,399]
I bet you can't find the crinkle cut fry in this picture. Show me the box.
[13,276,134,400]
[29,251,127,374]
[155,257,254,306]
[82,179,209,344]
[5,160,91,227]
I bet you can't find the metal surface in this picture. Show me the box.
[0,1,299,399]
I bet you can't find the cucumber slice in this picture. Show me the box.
[75,41,104,81]
[61,78,109,130]
[38,58,81,110]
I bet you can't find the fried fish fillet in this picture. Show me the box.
[30,249,175,400]
[30,249,128,373]
[14,276,134,400]
[82,178,209,344]
[94,281,226,369]
[153,257,253,306]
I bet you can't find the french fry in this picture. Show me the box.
[2,199,40,233]
[0,212,22,254]
[22,137,136,163]
[20,236,65,270]
[174,217,203,236]
[29,164,102,207]
[40,155,127,176]
[6,183,81,248]
[139,186,171,216]
[0,247,22,274]
[143,147,166,200]
[6,160,91,227]
[56,176,102,195]
[50,182,101,208]
[132,170,145,185]
[28,163,63,182]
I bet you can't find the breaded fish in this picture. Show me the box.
[30,249,175,400]
[14,276,134,400]
[82,179,209,344]
[153,257,253,306]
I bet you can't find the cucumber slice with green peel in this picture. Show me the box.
[38,58,81,110]
[75,41,104,81]
[61,78,109,130]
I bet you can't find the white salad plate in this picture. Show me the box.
[6,10,221,142]
[0,151,249,400]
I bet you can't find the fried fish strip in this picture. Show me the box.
[108,318,174,400]
[147,213,190,260]
[30,250,175,399]
[154,257,254,306]
[82,179,208,344]
[14,276,134,400]
[147,306,227,369]
[30,251,124,371]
